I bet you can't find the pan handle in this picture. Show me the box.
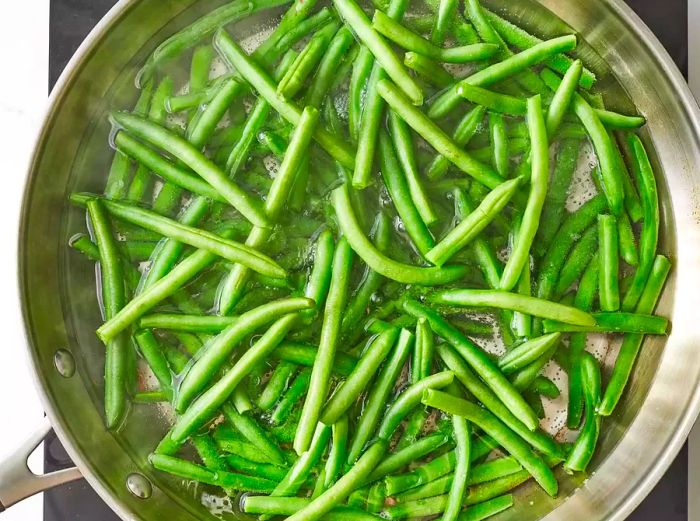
[0,417,82,512]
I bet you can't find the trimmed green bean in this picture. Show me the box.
[244,496,381,520]
[422,389,558,496]
[224,453,288,481]
[111,112,269,227]
[418,318,434,380]
[404,299,542,432]
[621,134,659,311]
[545,59,582,136]
[86,200,129,429]
[306,27,355,107]
[444,417,470,521]
[431,0,458,45]
[274,343,358,376]
[565,352,601,472]
[347,328,414,464]
[458,84,527,115]
[598,214,620,311]
[389,111,438,225]
[333,184,468,285]
[617,211,639,266]
[543,312,668,335]
[489,112,509,179]
[404,52,454,89]
[295,238,354,454]
[258,361,296,410]
[429,35,577,119]
[555,225,598,297]
[367,433,449,483]
[378,80,502,189]
[379,130,435,255]
[498,333,561,374]
[134,330,173,400]
[175,298,312,411]
[426,177,521,267]
[500,95,548,290]
[322,328,398,424]
[459,495,514,521]
[596,109,646,129]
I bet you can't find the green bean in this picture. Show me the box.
[621,135,659,311]
[595,109,646,129]
[244,496,380,520]
[305,27,355,106]
[508,217,531,337]
[534,139,581,256]
[379,130,435,255]
[272,368,312,424]
[166,78,227,114]
[115,133,225,202]
[500,95,548,290]
[139,314,234,333]
[617,211,638,266]
[278,21,340,99]
[190,434,237,499]
[258,361,296,410]
[149,453,277,493]
[187,76,245,148]
[536,194,608,305]
[216,435,277,465]
[482,7,595,89]
[273,343,358,376]
[498,333,561,374]
[378,80,502,189]
[79,197,284,280]
[295,238,353,454]
[598,214,620,311]
[127,78,170,201]
[422,390,557,496]
[396,408,429,450]
[217,106,320,314]
[175,298,312,411]
[111,112,269,227]
[335,0,422,104]
[138,0,291,82]
[417,318,435,380]
[389,111,438,225]
[412,323,423,384]
[366,433,449,483]
[543,312,668,335]
[133,330,173,400]
[540,70,625,216]
[429,290,595,326]
[377,371,454,439]
[322,328,398,425]
[224,453,288,481]
[555,226,598,297]
[600,255,670,415]
[426,106,486,181]
[170,314,298,444]
[349,48,375,141]
[443,418,470,521]
[429,35,577,119]
[431,0,458,45]
[531,376,560,399]
[214,30,355,169]
[333,184,468,285]
[86,200,129,428]
[404,299,541,433]
[436,342,562,458]
[564,352,601,472]
[545,59,582,136]
[459,495,514,520]
[323,415,349,489]
[404,52,454,89]
[386,450,457,495]
[426,177,520,267]
[341,214,391,336]
[133,391,168,403]
[285,440,388,521]
[488,113,509,179]
[223,405,287,467]
[458,85,527,115]
[347,329,414,464]
[372,11,498,63]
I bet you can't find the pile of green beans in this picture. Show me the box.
[70,0,671,519]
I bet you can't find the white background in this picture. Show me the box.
[0,1,698,521]
[0,2,51,520]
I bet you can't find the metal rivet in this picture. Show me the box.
[53,349,76,378]
[126,473,152,499]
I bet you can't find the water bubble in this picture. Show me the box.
[126,473,152,499]
[54,349,75,378]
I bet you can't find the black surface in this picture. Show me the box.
[46,0,689,519]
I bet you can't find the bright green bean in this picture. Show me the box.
[306,27,355,107]
[295,238,353,454]
[426,106,486,181]
[617,211,639,266]
[444,417,470,521]
[258,361,296,411]
[175,298,312,411]
[545,59,582,136]
[134,330,173,400]
[543,311,668,335]
[322,328,398,425]
[458,84,527,115]
[426,177,520,267]
[333,184,468,285]
[598,214,620,311]
[555,225,598,297]
[404,52,454,89]
[429,35,577,119]
[431,0,458,45]
[423,390,558,496]
[271,368,311,424]
[379,130,435,255]
[489,112,509,179]
[366,433,449,483]
[378,80,502,189]
[564,352,601,472]
[244,496,380,520]
[595,109,646,129]
[222,403,288,466]
[347,329,415,464]
[498,333,561,374]
[621,134,659,311]
[274,343,358,376]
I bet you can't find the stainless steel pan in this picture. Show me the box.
[3,0,700,519]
